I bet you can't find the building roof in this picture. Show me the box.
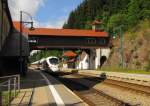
[63,51,77,57]
[13,21,108,38]
[92,20,102,25]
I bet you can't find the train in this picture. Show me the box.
[32,56,60,72]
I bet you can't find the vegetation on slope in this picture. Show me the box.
[63,0,150,32]
[106,19,150,71]
[63,0,150,71]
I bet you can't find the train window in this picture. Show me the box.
[49,58,59,65]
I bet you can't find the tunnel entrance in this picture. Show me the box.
[100,56,107,68]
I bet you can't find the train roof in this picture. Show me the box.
[46,56,58,60]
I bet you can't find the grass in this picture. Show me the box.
[2,91,10,106]
[2,90,19,106]
[98,66,150,75]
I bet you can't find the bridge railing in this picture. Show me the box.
[0,75,20,106]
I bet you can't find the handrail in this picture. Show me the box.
[0,74,20,106]
[0,74,19,79]
[0,80,9,85]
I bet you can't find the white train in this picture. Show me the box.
[41,56,60,72]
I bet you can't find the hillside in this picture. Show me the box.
[63,0,150,31]
[64,0,150,70]
[106,20,150,70]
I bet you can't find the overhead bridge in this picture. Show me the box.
[13,22,110,50]
[1,1,110,76]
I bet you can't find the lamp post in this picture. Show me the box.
[112,25,124,68]
[20,11,34,76]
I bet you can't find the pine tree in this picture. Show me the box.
[63,0,148,31]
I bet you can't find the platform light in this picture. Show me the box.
[20,11,35,76]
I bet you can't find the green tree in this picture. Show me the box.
[107,14,127,31]
[127,0,141,27]
[139,0,150,19]
[63,0,148,31]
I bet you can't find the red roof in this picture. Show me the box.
[13,21,108,37]
[63,51,77,57]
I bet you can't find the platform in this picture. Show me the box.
[11,70,87,106]
[76,70,150,86]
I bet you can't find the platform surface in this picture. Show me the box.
[11,69,87,106]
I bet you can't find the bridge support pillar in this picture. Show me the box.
[89,49,96,70]
[95,48,101,69]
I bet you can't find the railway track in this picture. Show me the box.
[47,72,130,106]
[77,74,150,96]
[45,71,150,106]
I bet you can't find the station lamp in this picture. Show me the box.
[20,11,35,76]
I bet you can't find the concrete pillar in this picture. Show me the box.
[89,49,96,70]
[95,48,101,69]
[91,20,102,70]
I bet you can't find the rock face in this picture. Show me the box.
[105,22,150,70]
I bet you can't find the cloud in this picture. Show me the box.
[8,0,65,28]
[8,0,72,28]
[8,0,46,21]
[34,16,67,29]
[42,19,66,29]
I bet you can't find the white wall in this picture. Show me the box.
[77,48,110,70]
[101,48,111,58]
[95,49,101,69]
[95,48,110,69]
[78,54,89,70]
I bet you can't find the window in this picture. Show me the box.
[49,58,59,65]
[87,38,96,44]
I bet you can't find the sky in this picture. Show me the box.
[8,0,83,28]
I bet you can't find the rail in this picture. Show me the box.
[0,75,20,106]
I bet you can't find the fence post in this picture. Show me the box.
[8,79,11,106]
[14,77,16,97]
[18,75,20,92]
[0,82,1,105]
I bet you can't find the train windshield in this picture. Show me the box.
[49,58,59,65]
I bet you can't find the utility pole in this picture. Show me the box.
[20,11,34,76]
[112,26,124,68]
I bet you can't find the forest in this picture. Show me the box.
[63,0,150,32]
